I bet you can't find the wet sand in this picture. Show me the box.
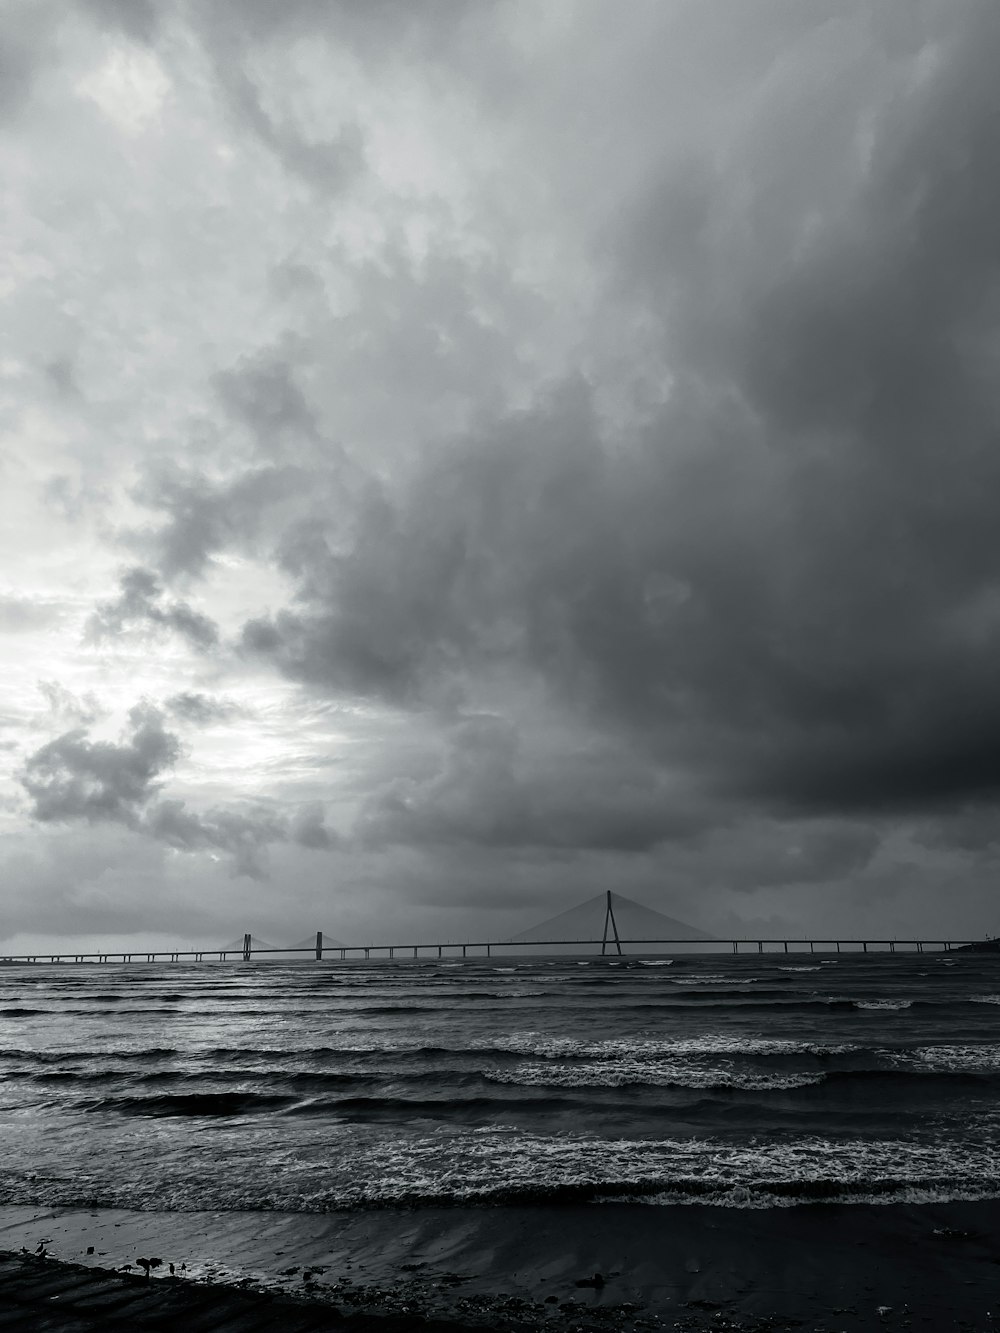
[2,1201,1000,1330]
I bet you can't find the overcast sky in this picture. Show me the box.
[3,0,1000,951]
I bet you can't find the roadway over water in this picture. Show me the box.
[1,890,991,964]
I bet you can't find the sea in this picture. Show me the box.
[2,950,999,1215]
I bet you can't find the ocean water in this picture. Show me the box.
[1,951,999,1214]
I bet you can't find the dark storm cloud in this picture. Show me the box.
[242,7,1000,826]
[211,58,363,191]
[916,804,1000,855]
[290,801,337,850]
[188,4,366,193]
[22,703,179,826]
[213,350,321,456]
[146,798,337,877]
[240,382,605,703]
[0,2,57,121]
[135,464,308,579]
[144,798,286,879]
[357,715,706,854]
[77,0,159,42]
[21,706,335,875]
[87,567,219,649]
[195,0,503,68]
[43,355,80,400]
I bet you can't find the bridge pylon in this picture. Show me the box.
[242,932,252,962]
[601,891,623,956]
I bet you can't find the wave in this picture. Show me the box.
[25,1033,999,1076]
[284,1093,573,1117]
[6,1130,997,1213]
[853,1000,913,1010]
[80,1092,299,1117]
[667,976,759,986]
[483,1034,861,1059]
[351,1005,444,1015]
[907,1045,1000,1072]
[486,1061,825,1090]
[618,999,861,1013]
[0,1047,182,1064]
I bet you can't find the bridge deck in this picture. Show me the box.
[0,937,988,963]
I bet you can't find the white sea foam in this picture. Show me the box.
[485,1059,825,1090]
[971,994,1000,1005]
[853,1000,913,1010]
[908,1044,1000,1071]
[488,1032,859,1059]
[337,1130,1000,1209]
[637,960,675,967]
[668,975,758,986]
[779,966,822,972]
[638,1183,1000,1209]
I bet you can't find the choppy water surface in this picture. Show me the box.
[1,952,999,1211]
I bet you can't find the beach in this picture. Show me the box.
[3,1199,1000,1330]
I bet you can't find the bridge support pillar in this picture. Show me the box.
[783,941,788,953]
[316,931,323,961]
[462,944,467,958]
[601,891,623,956]
[862,942,867,953]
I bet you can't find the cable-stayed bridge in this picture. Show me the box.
[0,891,988,963]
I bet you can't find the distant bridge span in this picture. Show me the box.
[1,894,991,964]
[0,937,988,965]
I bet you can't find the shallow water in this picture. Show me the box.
[1,951,998,1211]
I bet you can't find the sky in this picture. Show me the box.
[2,0,1000,952]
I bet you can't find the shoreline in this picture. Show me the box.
[2,1200,999,1330]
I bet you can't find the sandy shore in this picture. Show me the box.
[2,1201,999,1330]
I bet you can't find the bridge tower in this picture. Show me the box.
[242,932,252,961]
[601,891,623,956]
[315,931,323,961]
